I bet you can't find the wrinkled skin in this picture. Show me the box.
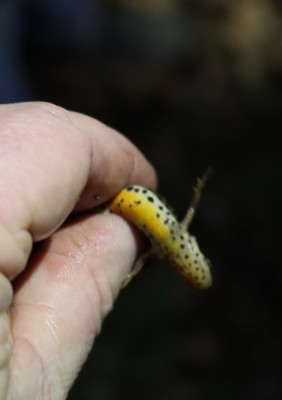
[0,102,157,400]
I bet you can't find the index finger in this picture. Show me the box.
[0,102,157,279]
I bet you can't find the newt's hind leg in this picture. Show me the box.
[121,245,160,288]
[181,168,212,231]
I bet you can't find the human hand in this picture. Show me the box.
[0,102,156,400]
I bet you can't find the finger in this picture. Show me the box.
[8,212,138,399]
[0,102,157,279]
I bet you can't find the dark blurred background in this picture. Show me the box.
[1,0,282,399]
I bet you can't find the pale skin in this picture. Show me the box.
[0,102,157,400]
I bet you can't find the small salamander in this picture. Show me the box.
[108,171,212,289]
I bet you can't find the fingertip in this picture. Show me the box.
[67,111,158,209]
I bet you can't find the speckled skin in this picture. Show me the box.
[108,185,212,289]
